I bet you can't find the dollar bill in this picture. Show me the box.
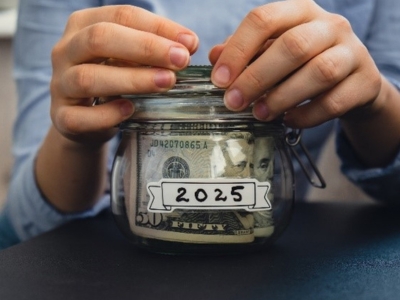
[125,125,275,244]
[252,137,275,238]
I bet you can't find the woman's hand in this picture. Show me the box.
[36,5,199,212]
[209,0,381,129]
[50,5,199,145]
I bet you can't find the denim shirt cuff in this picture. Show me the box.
[6,153,110,242]
[335,126,400,203]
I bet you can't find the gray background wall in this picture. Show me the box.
[1,38,17,209]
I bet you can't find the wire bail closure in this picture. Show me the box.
[285,128,326,189]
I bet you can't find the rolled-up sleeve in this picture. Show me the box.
[336,128,400,203]
[5,151,111,242]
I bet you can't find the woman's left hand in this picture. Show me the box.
[209,0,381,128]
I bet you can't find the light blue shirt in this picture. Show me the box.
[1,0,400,249]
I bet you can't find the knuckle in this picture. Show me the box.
[329,13,352,33]
[280,30,311,62]
[321,93,344,117]
[114,5,165,36]
[86,23,109,54]
[66,10,83,27]
[154,20,169,37]
[51,42,64,65]
[113,5,136,26]
[50,77,61,98]
[56,107,80,135]
[246,6,274,31]
[140,36,157,60]
[363,67,382,101]
[73,65,95,96]
[370,72,382,95]
[312,55,341,84]
[244,69,264,91]
[227,40,248,62]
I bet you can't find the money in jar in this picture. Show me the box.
[104,66,295,254]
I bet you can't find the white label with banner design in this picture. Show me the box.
[147,178,271,213]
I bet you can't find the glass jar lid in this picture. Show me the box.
[111,65,260,123]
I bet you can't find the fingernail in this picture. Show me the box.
[154,70,173,88]
[120,101,134,117]
[253,102,269,120]
[170,47,189,68]
[224,89,244,110]
[213,65,231,86]
[178,33,197,52]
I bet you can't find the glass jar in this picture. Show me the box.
[104,66,303,254]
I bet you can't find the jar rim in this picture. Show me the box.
[125,65,221,97]
[119,121,286,137]
[97,65,281,124]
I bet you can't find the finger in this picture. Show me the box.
[65,5,199,53]
[250,39,276,64]
[212,39,275,67]
[209,37,274,66]
[282,70,381,128]
[211,0,321,87]
[104,58,142,68]
[209,36,233,65]
[209,44,225,65]
[223,19,338,111]
[252,44,356,121]
[54,99,135,137]
[60,64,175,99]
[65,22,191,69]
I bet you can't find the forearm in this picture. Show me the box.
[35,126,110,213]
[340,76,400,168]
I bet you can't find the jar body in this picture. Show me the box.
[111,122,294,254]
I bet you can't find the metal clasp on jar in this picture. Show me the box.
[285,128,326,189]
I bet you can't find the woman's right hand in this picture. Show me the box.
[50,5,199,146]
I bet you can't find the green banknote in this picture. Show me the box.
[125,127,275,244]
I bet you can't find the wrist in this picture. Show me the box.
[35,126,110,213]
[339,76,400,167]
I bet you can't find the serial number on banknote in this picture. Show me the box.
[149,139,208,150]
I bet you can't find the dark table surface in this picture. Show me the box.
[1,201,400,300]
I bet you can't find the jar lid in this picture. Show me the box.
[173,65,221,93]
[96,65,276,123]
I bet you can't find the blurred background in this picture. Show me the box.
[0,0,373,211]
[0,0,18,209]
